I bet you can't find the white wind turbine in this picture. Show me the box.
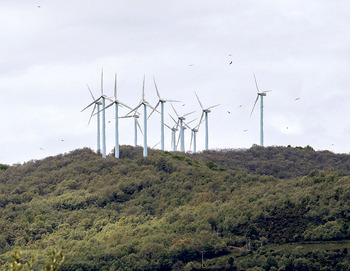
[98,74,132,158]
[126,76,156,157]
[185,118,203,153]
[250,73,271,147]
[81,85,102,154]
[171,104,195,153]
[81,70,112,158]
[120,109,143,147]
[148,77,180,151]
[165,114,179,152]
[195,92,220,151]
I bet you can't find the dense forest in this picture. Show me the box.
[0,145,349,270]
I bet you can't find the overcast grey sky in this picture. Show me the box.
[1,0,350,165]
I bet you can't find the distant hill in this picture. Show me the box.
[0,146,349,270]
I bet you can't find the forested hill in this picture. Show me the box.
[188,145,350,179]
[0,146,349,270]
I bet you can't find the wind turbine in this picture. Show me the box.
[195,92,220,151]
[184,118,203,153]
[165,114,179,152]
[81,85,102,154]
[126,76,156,157]
[250,73,271,147]
[120,109,142,147]
[98,74,132,158]
[171,104,195,152]
[148,77,180,151]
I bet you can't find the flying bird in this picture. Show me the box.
[238,105,243,108]
[227,111,231,114]
[39,147,44,151]
[61,139,64,142]
[243,129,248,132]
[295,97,301,101]
[229,61,233,65]
[189,64,194,66]
[228,54,232,56]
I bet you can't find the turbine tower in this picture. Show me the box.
[195,92,219,151]
[127,76,156,157]
[250,73,271,147]
[171,104,194,153]
[148,77,179,151]
[100,74,132,158]
[81,85,102,154]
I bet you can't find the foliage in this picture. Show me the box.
[0,164,9,171]
[0,146,349,270]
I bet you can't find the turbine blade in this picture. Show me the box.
[195,91,204,109]
[81,98,101,112]
[119,115,133,119]
[183,111,195,118]
[126,103,142,116]
[207,104,220,110]
[176,132,181,148]
[93,102,114,116]
[169,114,178,125]
[250,94,260,117]
[142,75,145,101]
[253,73,260,92]
[148,101,160,120]
[118,101,133,110]
[101,68,104,95]
[164,123,172,130]
[88,105,97,126]
[114,73,117,99]
[171,103,179,117]
[87,84,95,100]
[198,112,204,127]
[165,99,180,103]
[136,119,143,135]
[152,141,160,149]
[153,76,161,99]
[190,131,194,150]
[186,118,198,126]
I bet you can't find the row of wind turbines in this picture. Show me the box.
[82,70,270,158]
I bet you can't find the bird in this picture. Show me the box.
[227,111,231,114]
[182,104,186,106]
[238,105,243,108]
[229,61,233,65]
[286,127,289,129]
[61,139,64,142]
[295,97,301,101]
[243,129,248,132]
[39,147,44,151]
[189,64,194,66]
[228,54,232,56]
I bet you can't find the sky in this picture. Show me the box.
[1,0,350,165]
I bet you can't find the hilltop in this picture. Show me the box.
[0,146,349,270]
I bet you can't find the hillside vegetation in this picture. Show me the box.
[0,146,349,270]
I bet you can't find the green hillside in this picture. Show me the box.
[0,146,349,270]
